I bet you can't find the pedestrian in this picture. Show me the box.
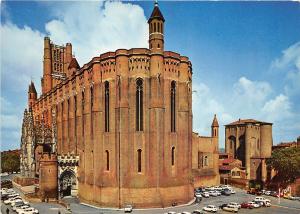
[6,208,9,214]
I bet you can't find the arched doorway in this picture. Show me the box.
[59,170,76,198]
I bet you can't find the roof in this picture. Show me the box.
[68,57,80,69]
[222,158,237,164]
[225,118,272,126]
[148,2,165,23]
[219,165,236,171]
[211,114,219,127]
[28,81,37,94]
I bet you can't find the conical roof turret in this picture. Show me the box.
[212,114,219,127]
[148,1,165,23]
[28,81,37,94]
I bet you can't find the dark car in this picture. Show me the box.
[221,189,231,196]
[240,202,254,209]
[219,203,228,209]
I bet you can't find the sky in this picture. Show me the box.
[1,0,300,151]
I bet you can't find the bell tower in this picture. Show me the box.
[211,114,219,138]
[148,1,165,53]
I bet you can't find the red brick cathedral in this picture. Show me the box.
[20,2,220,208]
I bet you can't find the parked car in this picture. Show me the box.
[254,196,271,203]
[247,188,261,195]
[219,203,228,209]
[247,201,260,208]
[263,201,271,207]
[201,192,210,198]
[228,202,241,209]
[181,212,192,214]
[203,205,218,213]
[13,204,30,211]
[192,210,206,214]
[264,191,271,195]
[208,191,218,197]
[229,189,236,194]
[195,192,203,198]
[253,201,263,207]
[215,191,221,196]
[222,204,238,213]
[221,189,231,196]
[221,185,231,189]
[124,204,133,213]
[240,202,254,209]
[17,207,39,214]
[4,196,22,205]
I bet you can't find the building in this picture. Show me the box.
[219,155,247,188]
[225,119,273,187]
[192,115,220,187]
[272,137,300,150]
[19,2,220,208]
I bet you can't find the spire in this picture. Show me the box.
[148,1,165,23]
[28,81,37,94]
[212,114,219,127]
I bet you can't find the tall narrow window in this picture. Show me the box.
[105,150,109,171]
[74,96,77,137]
[171,81,176,132]
[136,79,143,131]
[203,156,208,167]
[171,146,175,166]
[198,151,202,169]
[82,91,85,136]
[137,149,142,173]
[105,81,109,132]
[67,99,70,138]
[90,87,94,137]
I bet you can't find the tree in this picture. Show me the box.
[267,147,300,187]
[1,152,20,173]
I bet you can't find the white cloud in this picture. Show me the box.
[262,94,292,122]
[1,23,44,94]
[271,41,300,97]
[0,1,148,150]
[45,1,148,65]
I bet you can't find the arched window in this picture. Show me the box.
[158,22,160,32]
[171,146,175,166]
[105,150,109,171]
[105,81,109,132]
[137,149,142,173]
[67,99,70,138]
[171,81,176,132]
[136,78,143,131]
[257,139,260,149]
[150,23,153,33]
[203,156,208,167]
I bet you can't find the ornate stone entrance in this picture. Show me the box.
[58,154,79,198]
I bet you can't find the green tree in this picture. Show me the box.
[1,152,20,173]
[267,147,300,187]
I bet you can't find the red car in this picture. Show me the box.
[240,202,254,209]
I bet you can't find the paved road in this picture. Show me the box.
[2,178,300,214]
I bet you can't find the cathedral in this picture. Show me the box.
[20,2,219,208]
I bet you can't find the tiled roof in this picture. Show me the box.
[225,118,272,126]
[219,165,236,171]
[148,2,165,23]
[68,57,80,69]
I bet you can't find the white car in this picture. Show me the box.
[17,207,38,214]
[203,205,218,213]
[254,196,270,203]
[228,202,241,209]
[14,204,30,211]
[229,189,236,194]
[181,212,191,214]
[4,197,22,205]
[221,185,231,189]
[195,192,203,198]
[264,201,271,207]
[208,191,218,197]
[124,204,133,213]
[222,205,238,213]
[11,199,24,206]
[16,205,31,213]
[201,192,210,198]
[248,201,259,208]
[264,191,271,195]
[215,191,221,196]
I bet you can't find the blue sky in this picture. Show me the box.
[1,1,300,151]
